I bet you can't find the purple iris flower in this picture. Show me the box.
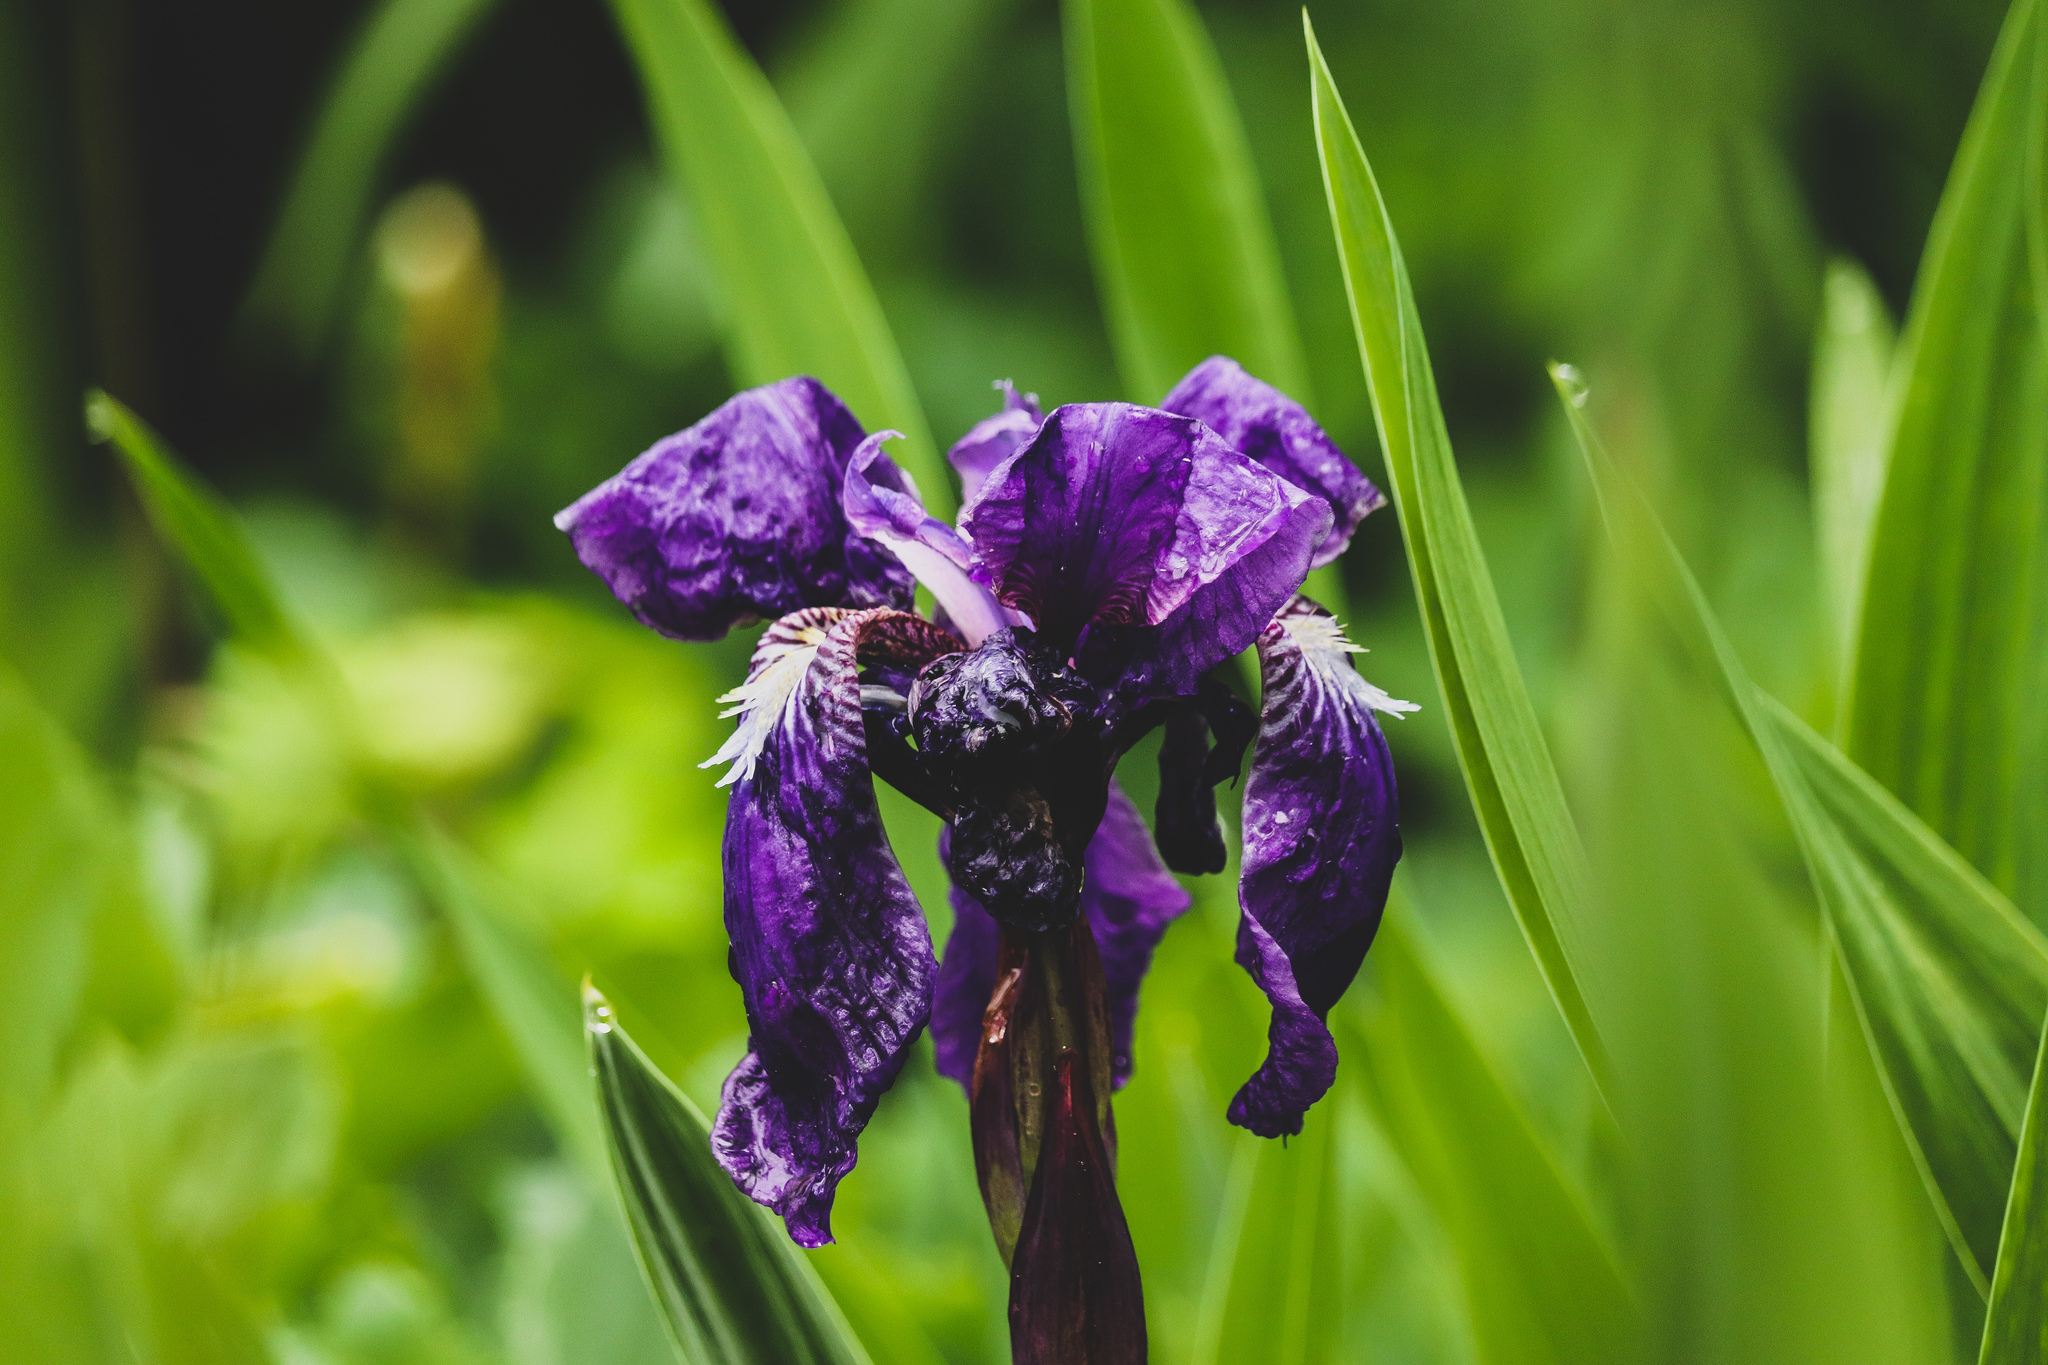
[557,357,1411,1354]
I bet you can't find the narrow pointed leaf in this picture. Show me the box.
[1305,20,1609,1092]
[1065,0,1309,402]
[1555,363,2048,1293]
[1845,0,2048,916]
[585,984,873,1365]
[85,390,309,663]
[606,0,943,509]
[1348,907,1638,1365]
[1809,259,1896,676]
[1979,1015,2048,1363]
[241,0,503,360]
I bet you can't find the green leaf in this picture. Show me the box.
[1349,908,1639,1365]
[606,0,944,509]
[1979,1015,2048,1363]
[1809,258,1896,680]
[1305,18,1610,1093]
[240,0,502,360]
[1065,0,1309,402]
[1554,362,2048,1294]
[1844,0,2048,917]
[407,827,609,1181]
[84,389,309,663]
[584,983,873,1365]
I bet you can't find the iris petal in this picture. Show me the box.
[1228,596,1407,1137]
[962,402,1330,685]
[842,433,1014,645]
[948,381,1043,504]
[1162,356,1385,568]
[711,606,959,1245]
[932,784,1188,1090]
[555,377,912,640]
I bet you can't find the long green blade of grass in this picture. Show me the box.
[585,983,873,1365]
[1306,17,1609,1092]
[240,0,502,361]
[606,0,943,508]
[1556,363,2048,1294]
[85,390,310,663]
[1350,908,1638,1365]
[1979,1014,2048,1362]
[1065,0,1309,403]
[1844,0,2048,919]
[1808,259,1896,684]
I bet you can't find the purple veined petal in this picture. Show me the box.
[555,376,913,640]
[932,783,1188,1091]
[962,403,1331,665]
[1162,355,1385,568]
[842,432,1020,647]
[949,380,1044,505]
[1228,596,1410,1138]
[711,605,960,1246]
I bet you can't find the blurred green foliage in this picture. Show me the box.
[3,0,2044,1362]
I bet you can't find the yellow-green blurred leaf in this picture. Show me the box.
[606,0,943,508]
[1979,1016,2048,1362]
[1065,0,1308,402]
[1808,259,1895,680]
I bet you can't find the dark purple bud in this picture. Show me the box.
[1008,1050,1146,1365]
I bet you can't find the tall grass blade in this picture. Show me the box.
[1979,1015,2048,1362]
[409,827,609,1181]
[241,0,502,360]
[85,389,309,662]
[1809,259,1895,681]
[1555,363,2048,1293]
[1065,0,1309,402]
[606,0,943,507]
[1350,908,1638,1365]
[1844,0,2048,918]
[584,982,873,1365]
[1305,17,1609,1092]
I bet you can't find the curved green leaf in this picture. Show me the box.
[1065,0,1308,402]
[585,984,872,1365]
[607,0,943,509]
[1980,1015,2048,1363]
[1556,363,2048,1294]
[85,390,310,664]
[240,0,503,360]
[1350,909,1638,1365]
[1305,18,1609,1093]
[1845,0,2048,918]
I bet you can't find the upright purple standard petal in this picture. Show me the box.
[712,606,960,1245]
[1229,597,1407,1138]
[949,381,1043,504]
[962,403,1330,684]
[842,433,1014,646]
[932,785,1188,1090]
[555,377,912,640]
[1162,356,1385,567]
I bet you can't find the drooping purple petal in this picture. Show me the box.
[711,606,960,1245]
[932,784,1188,1090]
[961,403,1330,678]
[1228,596,1407,1138]
[556,377,912,640]
[949,381,1043,504]
[841,433,1013,646]
[1162,356,1385,568]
